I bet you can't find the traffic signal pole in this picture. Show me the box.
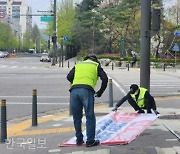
[140,0,151,91]
[52,0,57,66]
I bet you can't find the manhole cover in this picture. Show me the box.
[159,114,180,120]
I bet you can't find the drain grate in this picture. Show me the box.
[159,114,180,120]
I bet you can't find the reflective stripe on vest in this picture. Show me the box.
[72,59,99,89]
[130,87,147,108]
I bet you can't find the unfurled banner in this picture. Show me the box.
[60,112,158,146]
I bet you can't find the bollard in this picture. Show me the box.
[127,63,130,71]
[1,100,7,143]
[32,89,38,126]
[68,61,70,68]
[112,63,114,70]
[163,64,166,71]
[109,79,113,107]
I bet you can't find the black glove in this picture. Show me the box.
[95,91,102,97]
[112,106,118,112]
[153,110,160,115]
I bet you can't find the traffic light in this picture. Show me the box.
[52,36,57,43]
[152,8,161,31]
[48,40,50,49]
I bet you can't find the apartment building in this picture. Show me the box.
[0,0,32,38]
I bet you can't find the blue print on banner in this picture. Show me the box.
[97,131,114,142]
[96,121,128,142]
[97,118,113,126]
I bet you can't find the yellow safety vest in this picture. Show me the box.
[130,87,147,108]
[72,59,99,89]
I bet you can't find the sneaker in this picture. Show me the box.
[86,140,100,147]
[76,139,84,146]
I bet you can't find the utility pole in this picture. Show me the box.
[52,0,57,66]
[140,0,161,91]
[140,0,151,91]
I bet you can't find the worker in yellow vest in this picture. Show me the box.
[67,54,108,147]
[112,84,160,115]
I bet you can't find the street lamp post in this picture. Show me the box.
[52,0,57,66]
[92,16,95,54]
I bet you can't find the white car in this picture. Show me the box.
[40,53,51,62]
[0,51,9,58]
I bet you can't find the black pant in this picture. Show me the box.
[131,61,136,67]
[128,97,155,112]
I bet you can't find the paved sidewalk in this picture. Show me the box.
[0,97,180,154]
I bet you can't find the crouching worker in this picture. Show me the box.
[112,84,160,115]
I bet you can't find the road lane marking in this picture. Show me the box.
[6,102,69,105]
[52,124,63,127]
[48,149,61,153]
[31,67,37,69]
[0,65,8,68]
[0,96,69,98]
[108,75,127,95]
[10,66,18,68]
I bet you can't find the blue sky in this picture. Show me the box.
[25,0,176,29]
[26,0,52,29]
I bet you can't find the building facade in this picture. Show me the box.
[0,0,32,38]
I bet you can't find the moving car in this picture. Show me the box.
[40,53,51,62]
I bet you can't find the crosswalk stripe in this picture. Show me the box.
[0,65,8,68]
[0,65,44,69]
[10,66,18,68]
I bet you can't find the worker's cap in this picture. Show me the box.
[130,84,139,94]
[84,54,98,62]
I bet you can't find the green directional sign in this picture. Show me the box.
[40,16,53,22]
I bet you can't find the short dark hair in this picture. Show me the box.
[84,54,98,62]
[130,84,139,93]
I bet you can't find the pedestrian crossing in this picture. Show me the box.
[106,70,180,97]
[0,64,48,70]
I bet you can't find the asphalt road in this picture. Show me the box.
[0,56,180,121]
[0,57,70,120]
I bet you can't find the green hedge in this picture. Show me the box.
[97,55,180,64]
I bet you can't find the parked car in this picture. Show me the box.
[2,51,10,57]
[40,53,51,62]
[0,51,10,58]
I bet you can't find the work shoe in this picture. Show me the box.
[86,140,100,147]
[76,139,84,146]
[147,110,152,114]
[137,110,145,113]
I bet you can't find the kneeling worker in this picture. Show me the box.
[112,84,160,115]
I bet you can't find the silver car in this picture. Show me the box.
[40,53,51,62]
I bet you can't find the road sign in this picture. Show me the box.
[40,16,53,22]
[64,36,69,41]
[0,11,5,18]
[172,43,180,52]
[174,31,180,37]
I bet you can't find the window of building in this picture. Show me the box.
[12,6,20,19]
[0,6,7,13]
